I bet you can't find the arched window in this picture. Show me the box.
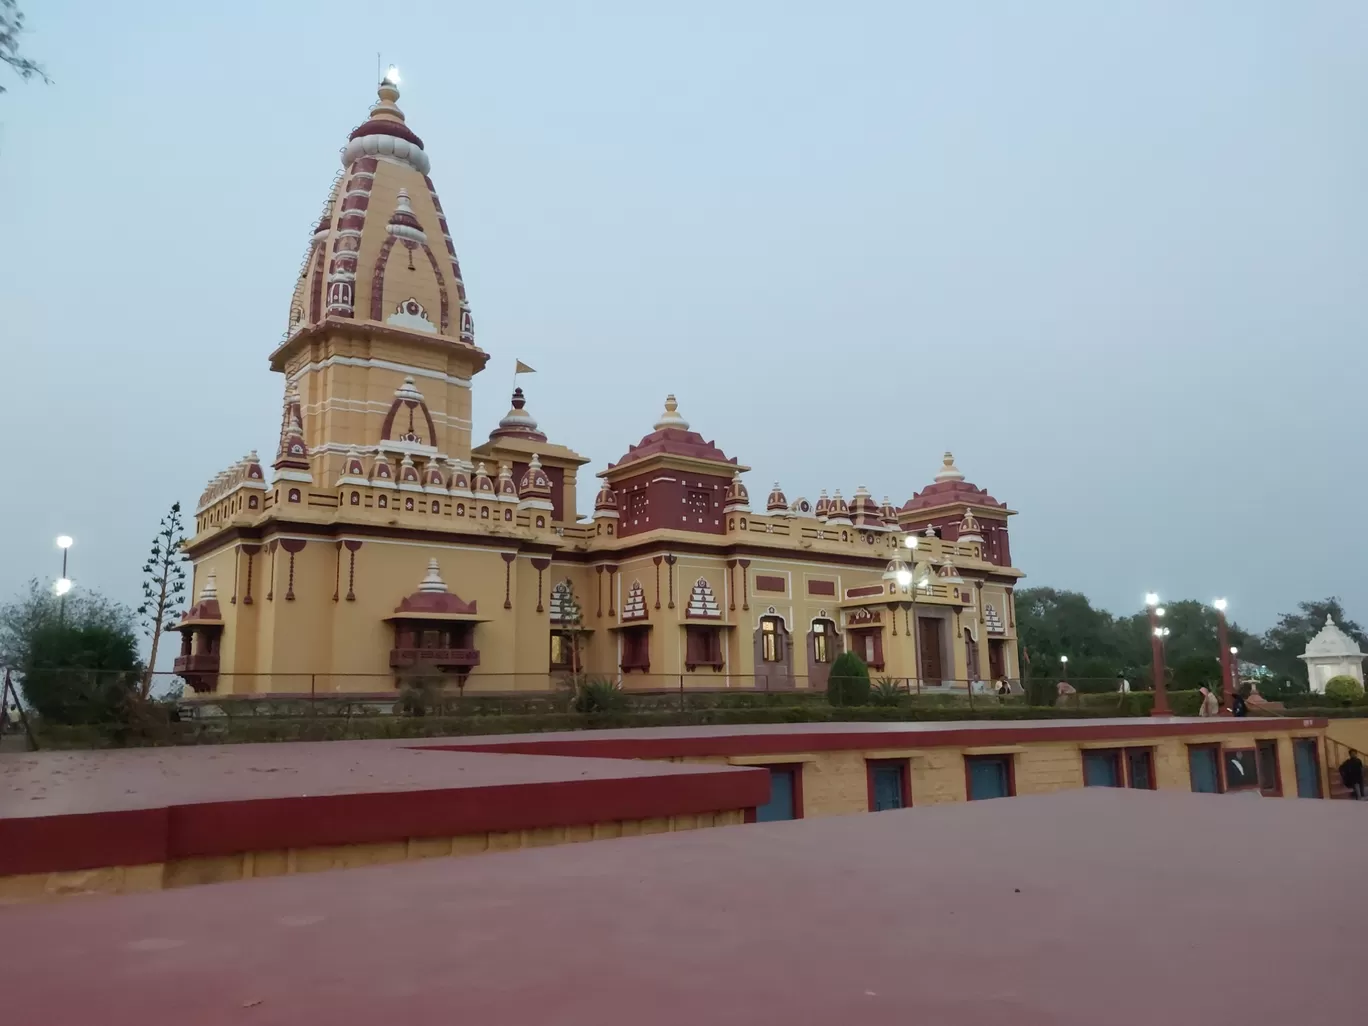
[350,492,360,505]
[378,495,388,508]
[405,497,415,511]
[536,516,545,528]
[456,503,465,516]
[288,488,300,503]
[431,500,440,513]
[504,508,512,521]
[761,616,784,662]
[480,506,490,519]
[811,618,836,664]
[740,518,747,530]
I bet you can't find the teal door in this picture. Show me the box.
[1293,739,1322,798]
[1189,747,1221,793]
[967,756,1012,800]
[1083,751,1121,787]
[756,767,797,821]
[871,764,905,810]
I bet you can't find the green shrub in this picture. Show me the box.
[826,652,871,707]
[869,677,906,707]
[571,677,627,714]
[1324,675,1365,705]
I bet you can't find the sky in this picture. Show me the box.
[1,0,1365,643]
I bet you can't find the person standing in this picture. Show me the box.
[1339,750,1365,800]
[1198,686,1219,717]
[1116,672,1131,694]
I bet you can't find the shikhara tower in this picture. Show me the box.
[179,77,1025,697]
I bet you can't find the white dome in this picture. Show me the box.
[1300,617,1366,660]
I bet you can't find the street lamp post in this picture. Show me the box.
[1060,655,1069,686]
[55,536,74,623]
[1213,599,1233,716]
[1146,593,1173,716]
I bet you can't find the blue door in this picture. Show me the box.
[1189,747,1221,793]
[1293,739,1322,798]
[967,756,1012,800]
[756,767,797,821]
[871,764,905,810]
[1083,750,1121,787]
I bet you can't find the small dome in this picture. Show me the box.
[594,483,619,517]
[518,454,552,496]
[607,393,740,473]
[958,508,984,541]
[386,188,427,244]
[496,462,519,501]
[417,557,447,594]
[814,490,832,520]
[826,490,852,526]
[724,472,751,512]
[448,463,473,497]
[337,446,368,486]
[654,394,689,431]
[489,387,547,443]
[424,458,448,493]
[879,496,900,526]
[473,462,495,494]
[369,454,394,483]
[903,452,1006,513]
[398,454,422,487]
[1302,617,1367,659]
[766,483,788,512]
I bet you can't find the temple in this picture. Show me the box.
[181,74,1026,696]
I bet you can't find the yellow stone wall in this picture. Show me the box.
[702,725,1329,816]
[0,810,746,905]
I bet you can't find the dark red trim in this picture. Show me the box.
[865,758,912,811]
[433,718,1328,763]
[0,766,769,878]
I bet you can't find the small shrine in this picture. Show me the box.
[1299,616,1366,693]
[172,573,224,693]
[386,559,484,678]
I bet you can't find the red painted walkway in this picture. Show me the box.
[0,789,1359,1025]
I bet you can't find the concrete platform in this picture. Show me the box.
[0,742,767,877]
[0,788,1358,1025]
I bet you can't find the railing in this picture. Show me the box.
[388,648,480,669]
[1323,736,1360,800]
[172,653,221,675]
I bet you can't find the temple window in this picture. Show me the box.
[405,497,415,511]
[457,503,465,516]
[431,501,440,513]
[685,625,723,670]
[350,492,360,505]
[503,509,512,521]
[812,619,834,664]
[481,506,490,519]
[549,631,575,670]
[379,495,388,508]
[288,488,301,503]
[761,616,784,662]
[536,516,545,528]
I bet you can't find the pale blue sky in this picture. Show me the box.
[1,0,1364,637]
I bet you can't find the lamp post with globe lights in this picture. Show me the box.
[1060,655,1069,687]
[884,535,929,690]
[55,535,74,622]
[1146,593,1173,716]
[1213,599,1233,715]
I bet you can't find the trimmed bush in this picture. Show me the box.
[571,677,628,714]
[826,652,871,707]
[1324,675,1365,705]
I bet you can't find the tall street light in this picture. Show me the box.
[1060,654,1069,685]
[888,534,928,689]
[1146,593,1173,716]
[1213,599,1233,716]
[55,535,74,622]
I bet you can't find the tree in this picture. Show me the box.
[0,581,142,724]
[135,502,188,699]
[1,0,48,93]
[23,619,141,724]
[1,579,131,671]
[826,651,871,706]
